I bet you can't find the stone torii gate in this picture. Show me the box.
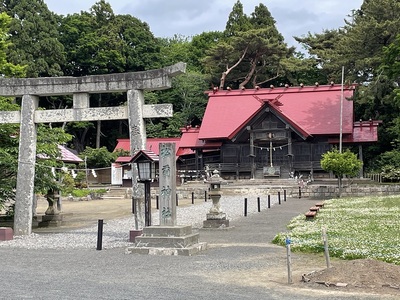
[0,62,186,236]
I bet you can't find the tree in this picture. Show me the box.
[34,126,73,195]
[60,0,161,76]
[224,0,251,37]
[1,0,65,77]
[0,12,26,77]
[294,29,346,84]
[79,146,118,168]
[58,1,162,151]
[0,119,72,214]
[187,31,224,73]
[0,11,26,213]
[203,1,291,89]
[321,148,362,197]
[146,71,210,137]
[381,33,400,90]
[0,12,72,212]
[296,0,400,170]
[295,0,400,84]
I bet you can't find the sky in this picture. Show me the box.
[45,0,364,50]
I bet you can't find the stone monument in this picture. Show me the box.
[126,142,207,256]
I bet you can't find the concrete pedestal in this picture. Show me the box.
[126,225,207,256]
[203,212,231,229]
[38,214,65,227]
[0,227,13,241]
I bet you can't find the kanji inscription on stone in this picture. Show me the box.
[158,143,176,226]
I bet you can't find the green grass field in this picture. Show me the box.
[272,195,400,265]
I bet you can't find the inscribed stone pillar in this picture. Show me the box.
[159,143,177,226]
[14,95,39,236]
[127,89,146,229]
[127,90,146,153]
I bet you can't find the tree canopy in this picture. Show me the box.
[321,148,363,196]
[1,0,65,77]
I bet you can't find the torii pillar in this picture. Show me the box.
[0,63,186,236]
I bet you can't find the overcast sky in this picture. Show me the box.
[45,0,364,50]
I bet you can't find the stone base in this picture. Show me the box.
[38,214,65,227]
[206,212,226,220]
[32,216,39,228]
[203,212,231,229]
[126,225,207,256]
[203,219,231,229]
[0,227,13,241]
[129,230,143,243]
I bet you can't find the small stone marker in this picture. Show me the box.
[0,227,13,241]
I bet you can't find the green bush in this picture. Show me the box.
[79,146,119,168]
[370,149,400,171]
[71,188,107,198]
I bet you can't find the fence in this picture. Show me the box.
[364,173,383,183]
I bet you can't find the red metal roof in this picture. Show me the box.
[328,120,382,143]
[199,85,356,140]
[114,138,180,155]
[58,145,83,163]
[114,139,130,152]
[114,138,181,162]
[130,150,159,163]
[146,138,180,155]
[179,127,222,151]
[115,156,131,163]
[199,90,265,140]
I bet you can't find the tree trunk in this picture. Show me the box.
[219,46,248,90]
[239,58,257,89]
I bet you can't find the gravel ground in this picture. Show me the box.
[0,195,278,250]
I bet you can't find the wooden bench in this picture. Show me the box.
[309,206,320,212]
[305,211,317,219]
[315,202,325,208]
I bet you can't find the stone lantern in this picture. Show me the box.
[203,170,230,229]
